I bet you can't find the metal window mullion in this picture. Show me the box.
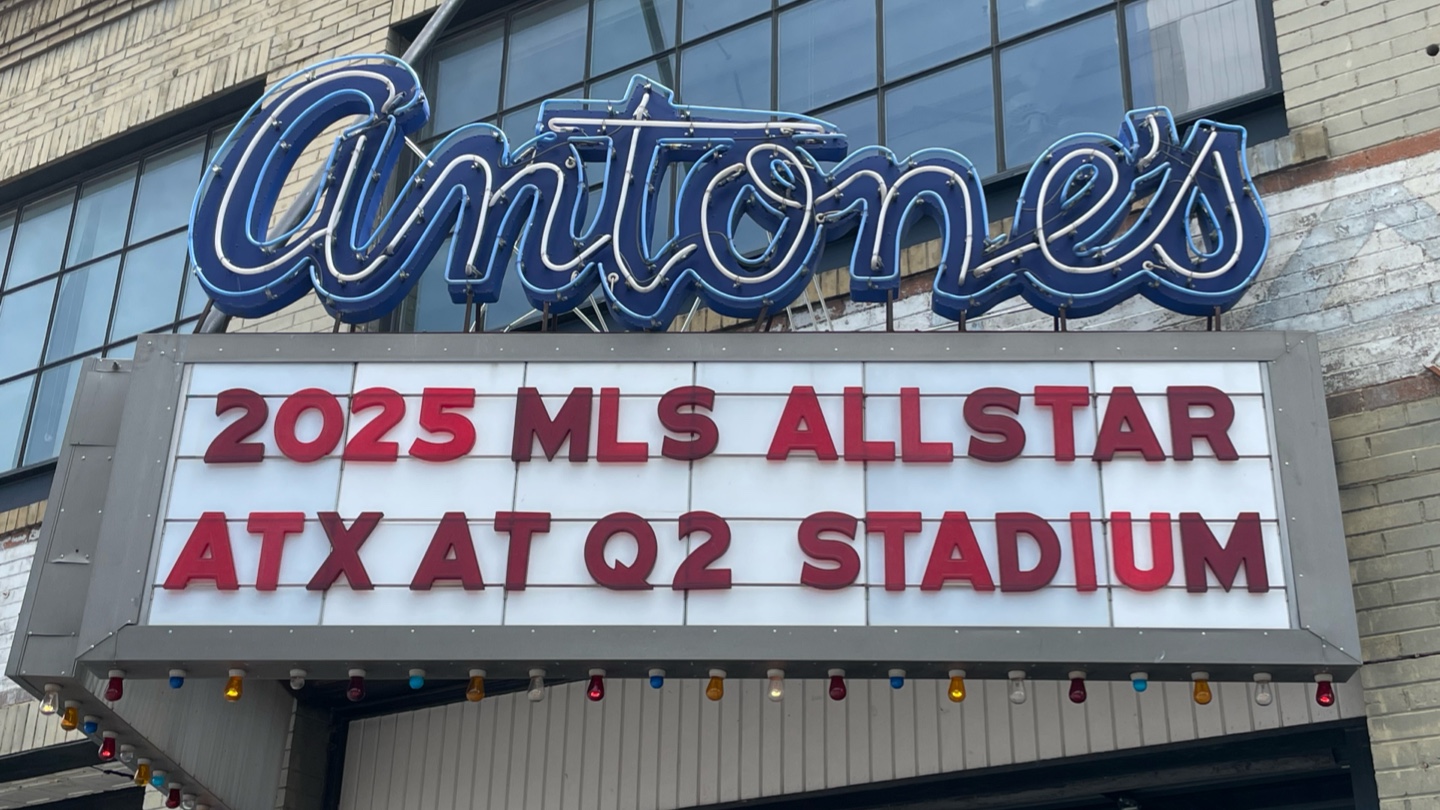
[989,0,1004,172]
[104,156,148,347]
[872,0,885,145]
[1116,1,1134,112]
[770,0,779,109]
[0,209,17,290]
[21,183,85,466]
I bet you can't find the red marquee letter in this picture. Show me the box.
[163,512,239,590]
[995,513,1061,592]
[767,386,838,460]
[495,511,551,591]
[1111,512,1173,591]
[307,512,382,590]
[1167,386,1239,461]
[585,513,657,590]
[798,512,861,590]
[843,387,896,462]
[597,387,649,462]
[1180,512,1268,593]
[920,512,995,591]
[411,512,485,590]
[512,387,592,461]
[657,386,718,461]
[1034,386,1089,461]
[866,511,922,591]
[246,512,304,591]
[900,388,953,462]
[1093,387,1166,461]
[1069,513,1099,592]
[964,387,1025,462]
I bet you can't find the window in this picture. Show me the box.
[405,0,1277,332]
[0,126,232,474]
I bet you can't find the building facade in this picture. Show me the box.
[1,0,1438,808]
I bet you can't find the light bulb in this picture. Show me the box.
[168,669,186,689]
[1315,675,1335,707]
[409,669,426,690]
[166,786,181,808]
[1192,672,1212,706]
[587,669,606,702]
[39,684,61,715]
[1253,674,1274,706]
[527,669,545,702]
[105,670,125,702]
[60,701,80,731]
[1130,672,1149,693]
[224,669,245,702]
[134,759,152,786]
[648,668,665,689]
[1007,670,1028,705]
[705,669,725,702]
[82,715,100,735]
[151,770,168,789]
[1068,672,1088,704]
[947,669,967,703]
[767,669,785,702]
[466,670,486,702]
[347,669,366,702]
[828,669,847,701]
[181,795,198,810]
[889,669,906,690]
[289,669,307,690]
[98,731,118,761]
[119,744,137,767]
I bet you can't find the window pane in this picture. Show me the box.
[681,0,769,41]
[592,0,677,76]
[430,22,505,134]
[505,0,588,108]
[23,357,87,466]
[778,0,877,112]
[0,279,57,379]
[998,0,1107,40]
[681,20,771,109]
[883,0,990,80]
[589,57,676,99]
[46,257,120,363]
[1127,0,1267,117]
[0,212,14,287]
[412,238,463,332]
[1001,13,1122,168]
[181,264,210,319]
[886,58,997,176]
[7,191,74,289]
[130,139,205,244]
[104,341,136,360]
[816,94,879,157]
[0,375,34,469]
[112,232,187,339]
[67,166,137,266]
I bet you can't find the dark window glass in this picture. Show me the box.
[111,232,187,339]
[7,191,74,289]
[998,0,1107,39]
[181,264,210,319]
[681,20,771,109]
[0,279,57,379]
[1127,0,1266,117]
[883,0,990,80]
[67,167,136,266]
[104,341,136,360]
[815,94,879,157]
[1001,12,1122,167]
[506,0,589,107]
[681,0,769,41]
[0,212,13,287]
[886,58,997,176]
[46,257,121,363]
[411,237,463,332]
[589,57,675,99]
[592,0,677,76]
[130,139,205,244]
[778,0,877,112]
[0,376,34,469]
[430,22,505,133]
[23,357,87,466]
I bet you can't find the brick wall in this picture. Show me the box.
[0,502,46,708]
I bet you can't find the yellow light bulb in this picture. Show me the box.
[1192,672,1212,706]
[705,670,725,702]
[134,760,152,786]
[59,703,80,731]
[224,669,245,702]
[948,669,967,703]
[466,670,486,702]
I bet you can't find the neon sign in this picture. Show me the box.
[190,55,1270,330]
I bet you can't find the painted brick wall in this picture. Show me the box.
[0,502,46,708]
[1274,0,1440,157]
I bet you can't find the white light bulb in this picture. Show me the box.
[527,669,546,702]
[1007,670,1028,705]
[288,669,307,690]
[766,669,784,702]
[1253,673,1274,707]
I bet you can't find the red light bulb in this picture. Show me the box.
[1068,671,1087,704]
[827,669,847,701]
[98,732,117,761]
[586,669,605,702]
[1315,676,1335,707]
[105,669,124,702]
[166,787,181,808]
[346,669,366,703]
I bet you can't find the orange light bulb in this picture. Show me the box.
[224,669,244,702]
[947,670,967,703]
[60,701,80,731]
[466,670,486,702]
[705,669,725,702]
[1192,672,1212,706]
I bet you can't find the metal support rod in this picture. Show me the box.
[957,313,967,332]
[541,301,551,332]
[885,292,894,332]
[463,289,474,333]
[752,305,770,332]
[199,0,469,336]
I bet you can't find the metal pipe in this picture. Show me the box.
[200,0,469,335]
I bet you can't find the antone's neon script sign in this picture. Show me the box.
[189,55,1270,330]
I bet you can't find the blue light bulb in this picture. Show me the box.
[168,675,184,689]
[81,717,99,734]
[408,669,425,690]
[151,772,167,789]
[890,675,904,689]
[1131,672,1149,693]
[648,669,664,689]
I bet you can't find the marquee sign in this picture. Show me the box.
[27,332,1358,687]
[189,55,1270,330]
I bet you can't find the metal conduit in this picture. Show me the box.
[199,0,470,334]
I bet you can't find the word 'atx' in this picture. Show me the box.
[190,55,1270,330]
